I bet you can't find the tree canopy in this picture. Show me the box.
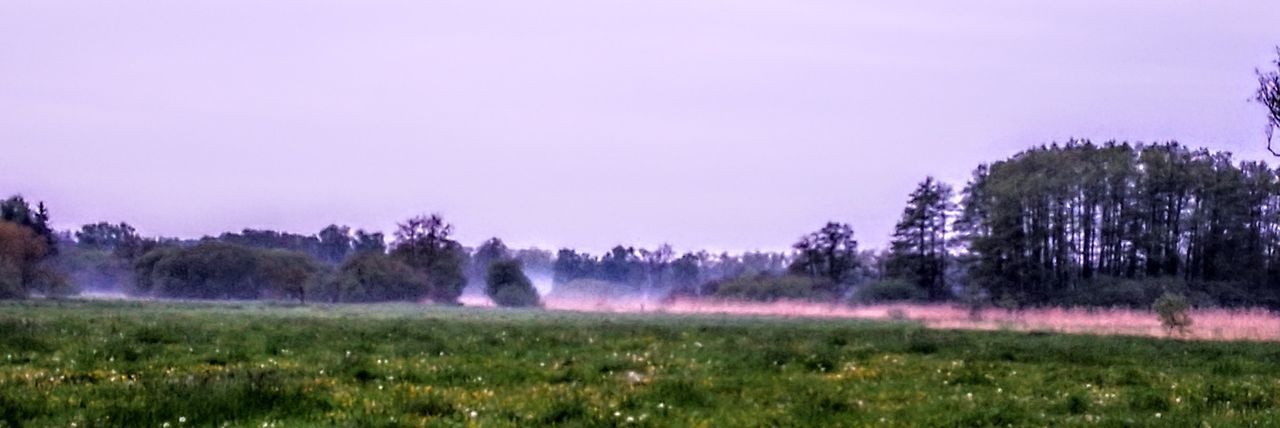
[485,259,540,307]
[390,214,468,304]
[886,177,954,300]
[958,141,1280,307]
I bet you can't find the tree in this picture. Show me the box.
[470,237,511,285]
[1257,48,1280,155]
[219,229,320,255]
[353,229,386,254]
[75,222,139,251]
[327,252,428,302]
[1,196,56,253]
[553,248,595,285]
[485,259,541,307]
[639,244,673,297]
[132,246,179,295]
[131,241,325,301]
[0,196,68,298]
[599,245,643,285]
[138,242,263,299]
[513,248,554,273]
[390,214,468,304]
[669,253,703,296]
[317,224,353,264]
[886,177,954,300]
[0,222,51,299]
[955,141,1280,307]
[788,222,860,288]
[256,249,322,303]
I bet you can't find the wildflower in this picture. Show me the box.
[469,411,478,418]
[179,417,186,423]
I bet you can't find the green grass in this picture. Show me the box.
[3,300,1280,426]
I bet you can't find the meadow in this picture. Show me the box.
[3,300,1280,427]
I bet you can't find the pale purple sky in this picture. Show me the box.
[3,1,1279,253]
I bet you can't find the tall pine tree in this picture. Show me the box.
[886,177,954,300]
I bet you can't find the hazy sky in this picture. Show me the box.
[3,1,1279,253]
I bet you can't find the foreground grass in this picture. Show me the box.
[2,301,1280,427]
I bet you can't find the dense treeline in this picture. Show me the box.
[550,245,795,300]
[960,141,1280,307]
[8,143,1280,309]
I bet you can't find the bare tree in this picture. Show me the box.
[1257,48,1280,155]
[394,214,452,256]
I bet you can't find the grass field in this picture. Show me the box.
[3,301,1280,427]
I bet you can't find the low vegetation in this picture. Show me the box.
[4,300,1280,426]
[1154,293,1194,334]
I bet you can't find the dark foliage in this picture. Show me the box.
[485,260,541,307]
[886,177,954,300]
[326,252,428,302]
[390,214,468,304]
[789,222,860,292]
[959,141,1280,307]
[132,241,319,300]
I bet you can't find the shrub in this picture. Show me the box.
[1051,276,1186,308]
[326,253,427,302]
[853,279,927,303]
[145,242,262,299]
[1153,292,1193,334]
[1196,280,1254,308]
[486,260,541,307]
[133,242,323,301]
[711,274,834,302]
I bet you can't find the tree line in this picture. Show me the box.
[8,140,1280,309]
[958,141,1280,307]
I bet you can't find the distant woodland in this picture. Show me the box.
[4,141,1280,310]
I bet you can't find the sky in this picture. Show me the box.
[3,1,1279,253]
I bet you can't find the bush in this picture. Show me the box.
[1153,293,1193,334]
[711,274,835,302]
[853,279,927,303]
[486,260,541,307]
[326,253,428,303]
[1050,276,1184,308]
[133,242,322,301]
[145,242,262,299]
[1196,280,1254,308]
[492,285,541,308]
